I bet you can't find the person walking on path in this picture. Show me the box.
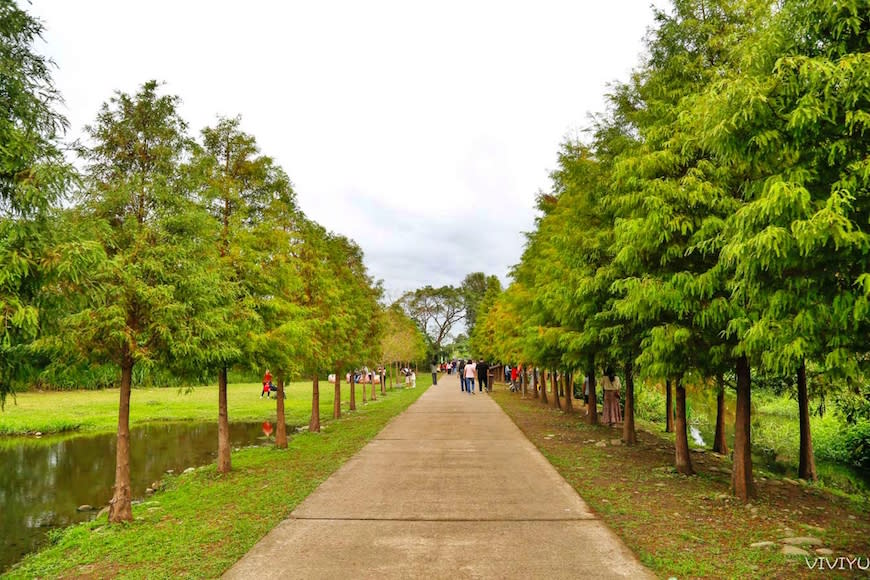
[464,359,476,394]
[601,367,622,426]
[477,359,488,392]
[431,361,438,385]
[459,359,467,392]
[510,365,519,391]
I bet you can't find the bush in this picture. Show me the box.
[815,419,870,469]
[635,382,667,423]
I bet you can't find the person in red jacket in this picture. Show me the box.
[510,365,519,390]
[261,369,273,398]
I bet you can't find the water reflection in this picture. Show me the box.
[0,421,272,572]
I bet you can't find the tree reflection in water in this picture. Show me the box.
[0,421,270,572]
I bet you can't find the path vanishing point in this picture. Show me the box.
[224,374,653,579]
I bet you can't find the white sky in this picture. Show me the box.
[30,0,667,300]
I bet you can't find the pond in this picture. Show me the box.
[0,421,277,573]
[658,384,870,496]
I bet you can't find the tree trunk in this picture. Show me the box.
[381,367,386,395]
[712,374,728,454]
[333,368,341,420]
[674,377,694,475]
[371,373,377,400]
[109,352,134,523]
[797,359,817,481]
[521,365,527,398]
[217,366,231,473]
[532,367,539,399]
[665,379,674,433]
[731,355,754,501]
[389,363,393,388]
[623,360,636,445]
[362,371,368,402]
[276,373,288,448]
[587,355,598,425]
[309,375,321,433]
[551,369,560,410]
[349,370,357,411]
[564,371,574,414]
[540,369,549,404]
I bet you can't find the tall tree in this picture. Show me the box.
[381,304,427,376]
[249,172,304,449]
[399,285,465,356]
[0,0,81,408]
[196,116,284,470]
[462,272,501,333]
[58,81,227,522]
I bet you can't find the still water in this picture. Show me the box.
[659,384,870,496]
[0,421,272,572]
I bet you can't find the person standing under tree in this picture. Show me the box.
[261,369,273,398]
[601,367,622,426]
[431,360,438,385]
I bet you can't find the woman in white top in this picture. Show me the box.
[600,367,622,426]
[464,360,477,394]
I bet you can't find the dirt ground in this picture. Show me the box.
[491,389,870,579]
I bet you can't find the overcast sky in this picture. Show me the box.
[30,0,667,300]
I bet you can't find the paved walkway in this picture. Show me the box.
[224,374,652,579]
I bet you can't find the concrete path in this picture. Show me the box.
[224,374,653,579]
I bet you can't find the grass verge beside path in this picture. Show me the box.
[491,389,870,580]
[0,379,397,436]
[4,379,431,579]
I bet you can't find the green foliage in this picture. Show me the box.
[815,420,870,470]
[461,272,501,333]
[0,0,79,408]
[398,285,465,354]
[381,304,427,365]
[42,81,230,379]
[476,0,870,482]
[633,381,668,423]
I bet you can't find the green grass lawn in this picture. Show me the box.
[3,376,431,579]
[0,376,406,436]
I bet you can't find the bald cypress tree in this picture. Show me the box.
[701,0,870,486]
[60,81,228,522]
[0,0,83,408]
[196,116,285,470]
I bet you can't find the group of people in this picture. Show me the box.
[433,359,491,394]
[260,365,403,399]
[260,369,276,398]
[339,367,385,386]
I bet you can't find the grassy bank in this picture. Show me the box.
[0,377,405,436]
[2,378,430,579]
[491,389,870,580]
